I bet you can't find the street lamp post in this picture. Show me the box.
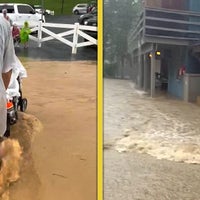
[41,0,44,21]
[61,0,64,14]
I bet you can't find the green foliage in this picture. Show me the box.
[0,0,95,15]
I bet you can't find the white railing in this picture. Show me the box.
[29,21,97,54]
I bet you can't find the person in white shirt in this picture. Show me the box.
[0,16,16,136]
[2,9,12,26]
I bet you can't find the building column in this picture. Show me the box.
[150,49,156,97]
[134,54,138,84]
[143,53,148,91]
[132,55,135,82]
[138,41,142,88]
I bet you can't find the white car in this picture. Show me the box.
[72,3,88,15]
[33,5,45,14]
[0,3,45,28]
[33,5,54,16]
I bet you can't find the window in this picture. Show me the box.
[78,4,87,8]
[0,5,14,13]
[18,5,34,14]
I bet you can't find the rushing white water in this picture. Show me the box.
[104,79,200,164]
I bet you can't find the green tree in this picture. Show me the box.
[104,0,142,77]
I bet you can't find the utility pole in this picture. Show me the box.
[41,0,44,21]
[61,0,64,14]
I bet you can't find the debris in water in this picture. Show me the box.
[104,143,113,150]
[52,173,67,179]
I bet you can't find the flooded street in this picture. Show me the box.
[104,78,200,200]
[7,61,96,200]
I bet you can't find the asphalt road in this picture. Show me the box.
[15,15,97,61]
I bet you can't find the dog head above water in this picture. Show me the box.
[0,139,22,182]
[0,139,22,199]
[0,139,22,159]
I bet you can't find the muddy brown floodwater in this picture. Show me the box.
[104,78,200,200]
[10,60,97,200]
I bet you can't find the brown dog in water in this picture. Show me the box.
[0,139,22,200]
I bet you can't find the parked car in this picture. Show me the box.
[78,8,97,25]
[32,5,44,14]
[72,3,88,15]
[32,5,54,16]
[84,16,97,40]
[0,3,45,27]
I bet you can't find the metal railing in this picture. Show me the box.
[128,6,200,52]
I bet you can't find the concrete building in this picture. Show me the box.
[124,0,200,101]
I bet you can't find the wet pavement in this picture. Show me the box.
[104,78,200,200]
[15,15,97,61]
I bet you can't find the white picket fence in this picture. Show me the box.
[29,21,97,54]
